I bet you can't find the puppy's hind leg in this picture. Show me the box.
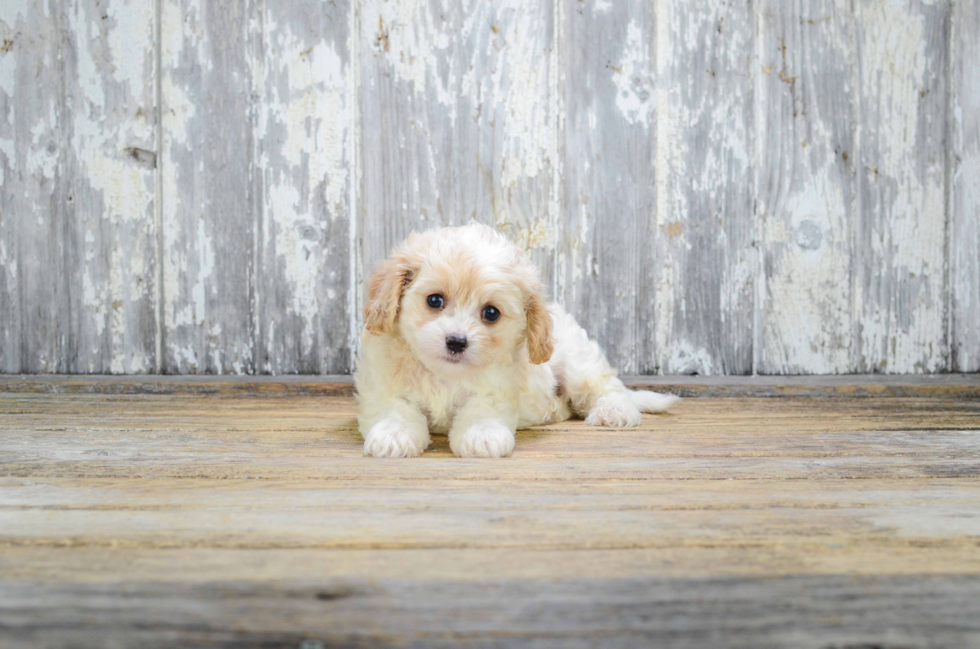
[552,308,678,427]
[583,383,680,427]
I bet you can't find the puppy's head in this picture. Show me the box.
[363,224,553,376]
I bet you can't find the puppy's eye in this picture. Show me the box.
[482,305,501,323]
[426,294,445,310]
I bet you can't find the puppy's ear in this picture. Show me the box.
[525,291,554,364]
[363,250,419,335]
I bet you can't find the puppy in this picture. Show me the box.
[354,224,679,458]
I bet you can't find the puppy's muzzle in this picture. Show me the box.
[445,334,468,355]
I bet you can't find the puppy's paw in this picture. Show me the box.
[451,420,515,458]
[585,401,642,427]
[363,420,429,458]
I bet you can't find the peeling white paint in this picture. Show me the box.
[857,0,947,373]
[361,0,455,111]
[612,20,653,126]
[106,0,155,101]
[654,0,754,375]
[666,342,715,376]
[74,10,107,110]
[949,0,980,372]
[3,0,973,376]
[475,1,555,191]
[507,216,553,253]
[0,43,18,96]
[257,8,352,369]
[753,1,857,375]
[66,0,157,373]
[0,0,31,24]
[760,168,853,373]
[159,0,250,374]
[27,117,58,180]
[160,0,193,337]
[654,2,685,373]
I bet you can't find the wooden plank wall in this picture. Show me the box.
[0,0,976,375]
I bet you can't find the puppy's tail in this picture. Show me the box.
[629,389,680,413]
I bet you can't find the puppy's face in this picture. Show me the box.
[398,255,527,377]
[363,225,554,377]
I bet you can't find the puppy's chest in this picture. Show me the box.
[410,383,472,434]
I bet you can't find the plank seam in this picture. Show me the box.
[348,0,363,374]
[2,374,978,398]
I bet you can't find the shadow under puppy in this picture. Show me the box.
[355,224,679,458]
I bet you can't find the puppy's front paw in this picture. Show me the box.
[585,401,642,427]
[451,420,515,458]
[364,419,429,458]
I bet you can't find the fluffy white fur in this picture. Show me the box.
[354,224,679,458]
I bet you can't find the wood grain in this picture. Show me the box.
[0,2,69,373]
[1,1,978,376]
[654,0,755,375]
[755,0,857,374]
[160,0,257,373]
[254,0,352,374]
[950,0,979,372]
[1,389,979,646]
[358,0,558,288]
[2,574,979,648]
[64,0,159,374]
[559,0,653,374]
[854,0,950,373]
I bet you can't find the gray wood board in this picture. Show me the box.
[3,576,979,648]
[854,0,950,373]
[159,0,257,374]
[755,0,857,374]
[254,0,352,374]
[0,2,70,373]
[654,0,755,375]
[559,0,653,374]
[2,391,980,646]
[65,0,159,374]
[0,0,977,376]
[951,0,979,372]
[358,0,558,289]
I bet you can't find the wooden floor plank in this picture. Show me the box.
[3,576,980,649]
[2,476,979,553]
[1,386,979,647]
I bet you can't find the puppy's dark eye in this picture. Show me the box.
[482,305,501,323]
[427,294,445,309]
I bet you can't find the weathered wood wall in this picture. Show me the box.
[0,0,976,375]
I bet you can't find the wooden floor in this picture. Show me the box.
[1,377,980,648]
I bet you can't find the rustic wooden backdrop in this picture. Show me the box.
[0,0,977,376]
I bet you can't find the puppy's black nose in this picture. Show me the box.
[446,334,468,354]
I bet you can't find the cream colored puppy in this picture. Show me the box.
[354,224,678,458]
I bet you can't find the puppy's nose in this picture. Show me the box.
[445,334,468,354]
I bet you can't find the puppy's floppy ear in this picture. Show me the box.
[525,290,554,364]
[363,247,419,335]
